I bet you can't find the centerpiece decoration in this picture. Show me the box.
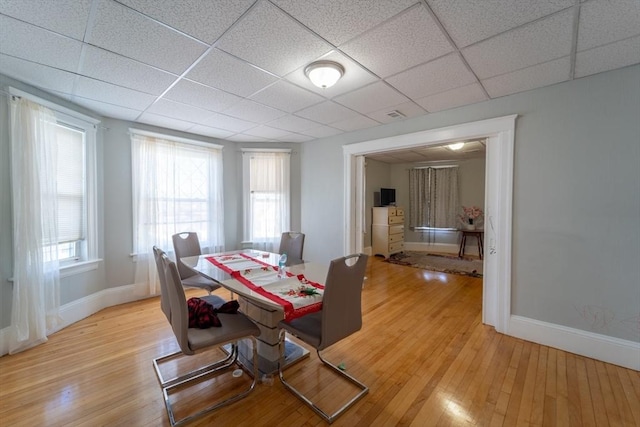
[459,206,483,230]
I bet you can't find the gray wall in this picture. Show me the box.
[391,158,486,246]
[363,157,485,248]
[300,65,640,342]
[0,74,302,329]
[363,158,391,247]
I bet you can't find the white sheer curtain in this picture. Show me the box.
[409,166,459,229]
[245,151,290,253]
[131,133,225,296]
[9,97,62,354]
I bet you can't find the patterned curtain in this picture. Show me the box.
[409,167,459,228]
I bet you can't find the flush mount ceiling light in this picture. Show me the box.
[447,142,465,151]
[305,61,345,88]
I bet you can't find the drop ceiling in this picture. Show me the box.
[0,0,638,143]
[367,139,486,164]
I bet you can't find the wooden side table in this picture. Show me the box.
[458,229,484,260]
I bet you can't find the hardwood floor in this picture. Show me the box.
[1,257,638,426]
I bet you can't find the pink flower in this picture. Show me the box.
[459,205,483,221]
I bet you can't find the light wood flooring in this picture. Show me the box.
[0,256,638,426]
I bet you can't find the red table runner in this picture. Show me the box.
[205,253,324,321]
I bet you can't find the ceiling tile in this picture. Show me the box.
[426,0,574,48]
[0,15,82,72]
[0,0,91,40]
[87,0,208,74]
[0,54,76,94]
[295,101,359,124]
[199,112,255,133]
[333,81,410,114]
[145,99,216,125]
[300,125,343,138]
[386,53,477,100]
[81,46,177,95]
[416,83,488,112]
[575,36,640,78]
[462,9,574,79]
[284,50,379,98]
[187,124,235,139]
[72,96,142,121]
[340,4,453,78]
[137,112,195,131]
[577,0,640,51]
[366,101,427,124]
[274,132,314,143]
[331,114,380,132]
[216,1,333,76]
[163,79,242,112]
[482,56,571,98]
[250,80,325,113]
[272,0,416,45]
[75,77,156,111]
[185,48,279,97]
[116,0,254,44]
[266,114,319,133]
[223,99,287,123]
[243,125,292,139]
[227,134,271,142]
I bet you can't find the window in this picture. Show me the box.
[408,166,459,229]
[9,88,99,270]
[131,130,225,256]
[242,150,290,252]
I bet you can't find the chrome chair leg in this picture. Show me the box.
[277,330,368,424]
[153,344,236,388]
[163,338,259,427]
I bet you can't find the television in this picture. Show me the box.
[380,188,396,206]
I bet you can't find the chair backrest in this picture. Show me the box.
[319,253,368,351]
[160,253,194,355]
[172,232,202,280]
[278,232,305,265]
[153,246,171,322]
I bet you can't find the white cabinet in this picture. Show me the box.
[372,207,405,258]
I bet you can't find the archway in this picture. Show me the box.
[343,115,516,332]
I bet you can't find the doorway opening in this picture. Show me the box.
[343,115,516,333]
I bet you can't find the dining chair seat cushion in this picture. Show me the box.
[181,274,219,291]
[280,312,322,348]
[187,313,261,352]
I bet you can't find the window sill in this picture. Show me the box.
[60,259,102,278]
[7,259,102,282]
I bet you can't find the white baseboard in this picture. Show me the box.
[0,282,153,356]
[403,242,460,254]
[509,315,640,371]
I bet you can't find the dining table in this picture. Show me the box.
[181,249,328,376]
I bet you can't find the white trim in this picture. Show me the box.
[129,128,223,150]
[9,87,100,125]
[0,282,153,356]
[403,242,460,254]
[59,259,101,278]
[344,114,516,334]
[509,315,640,371]
[241,148,292,153]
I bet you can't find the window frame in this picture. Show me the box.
[129,128,224,256]
[9,87,101,277]
[241,148,291,244]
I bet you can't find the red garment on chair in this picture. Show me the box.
[187,298,239,328]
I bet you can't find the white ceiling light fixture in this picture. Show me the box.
[447,142,465,151]
[305,61,345,88]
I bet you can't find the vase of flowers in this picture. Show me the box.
[459,206,483,230]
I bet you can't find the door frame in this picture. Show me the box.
[343,115,516,333]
